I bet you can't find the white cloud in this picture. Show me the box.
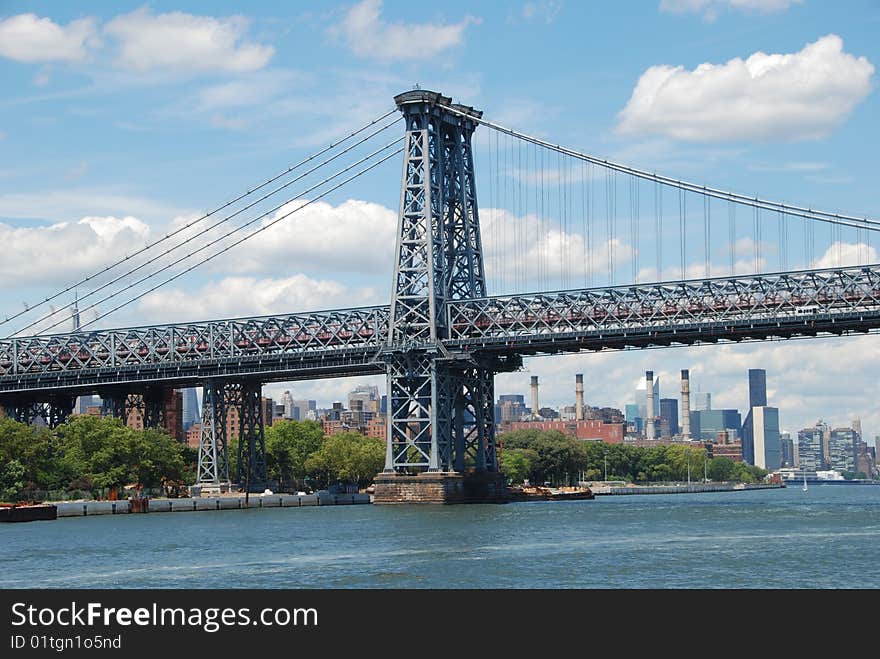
[332,0,479,61]
[522,2,564,23]
[212,199,398,277]
[617,35,875,142]
[136,273,383,323]
[480,207,634,292]
[813,241,878,269]
[0,14,98,63]
[660,0,802,21]
[104,8,273,73]
[0,216,150,287]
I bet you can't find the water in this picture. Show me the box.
[2,485,879,588]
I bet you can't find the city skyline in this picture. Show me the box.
[260,357,877,448]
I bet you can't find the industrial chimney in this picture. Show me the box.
[645,371,656,440]
[681,369,691,440]
[575,374,584,421]
[530,376,540,420]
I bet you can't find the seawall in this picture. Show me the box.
[55,493,370,518]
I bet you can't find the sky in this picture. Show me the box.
[1,0,879,441]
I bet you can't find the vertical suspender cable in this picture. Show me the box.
[679,188,686,280]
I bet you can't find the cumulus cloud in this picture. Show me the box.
[136,273,383,323]
[0,216,150,287]
[480,207,635,293]
[660,0,802,21]
[0,14,99,62]
[208,198,398,277]
[103,7,273,73]
[331,0,479,61]
[617,34,875,142]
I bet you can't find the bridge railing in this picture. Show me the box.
[0,306,390,377]
[446,265,880,340]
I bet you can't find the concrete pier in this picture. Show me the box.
[54,492,370,518]
[373,472,508,504]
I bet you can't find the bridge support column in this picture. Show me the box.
[376,356,506,503]
[5,396,75,428]
[232,381,267,493]
[141,387,167,430]
[375,89,507,503]
[196,380,230,492]
[101,393,129,422]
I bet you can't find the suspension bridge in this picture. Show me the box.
[1,89,877,502]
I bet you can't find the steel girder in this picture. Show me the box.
[384,91,493,474]
[5,395,74,428]
[383,355,497,473]
[101,388,167,429]
[445,265,880,349]
[0,306,388,382]
[196,380,230,486]
[232,381,267,492]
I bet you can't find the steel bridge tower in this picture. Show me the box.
[374,90,518,503]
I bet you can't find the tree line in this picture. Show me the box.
[499,429,767,486]
[0,416,384,502]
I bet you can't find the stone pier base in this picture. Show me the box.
[373,471,509,504]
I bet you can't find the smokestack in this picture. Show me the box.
[575,374,584,421]
[681,369,691,440]
[530,376,539,420]
[645,371,656,440]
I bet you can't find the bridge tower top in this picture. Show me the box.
[393,89,483,125]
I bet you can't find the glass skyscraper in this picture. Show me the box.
[748,369,767,408]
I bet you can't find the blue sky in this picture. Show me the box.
[1,1,879,440]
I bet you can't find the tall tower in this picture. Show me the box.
[680,369,691,440]
[645,371,656,440]
[377,90,516,502]
[575,374,585,421]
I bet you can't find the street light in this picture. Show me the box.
[604,453,608,482]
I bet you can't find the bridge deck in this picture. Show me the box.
[1,265,877,395]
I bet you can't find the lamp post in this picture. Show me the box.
[604,453,608,483]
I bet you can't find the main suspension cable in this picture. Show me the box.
[15,142,404,337]
[12,119,402,338]
[0,108,400,330]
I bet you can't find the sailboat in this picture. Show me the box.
[802,469,808,492]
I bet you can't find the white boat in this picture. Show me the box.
[802,470,808,492]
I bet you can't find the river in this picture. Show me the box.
[2,484,878,588]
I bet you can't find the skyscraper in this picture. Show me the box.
[742,369,778,468]
[748,369,767,408]
[747,406,781,471]
[797,424,825,471]
[693,391,711,412]
[659,398,679,437]
[181,388,200,431]
[829,428,856,473]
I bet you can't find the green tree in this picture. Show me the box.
[265,420,324,489]
[0,458,25,501]
[708,457,735,481]
[0,417,55,490]
[305,432,384,488]
[500,448,537,484]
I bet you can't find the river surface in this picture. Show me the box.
[2,485,879,588]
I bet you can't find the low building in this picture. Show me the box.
[710,441,744,463]
[506,419,624,443]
